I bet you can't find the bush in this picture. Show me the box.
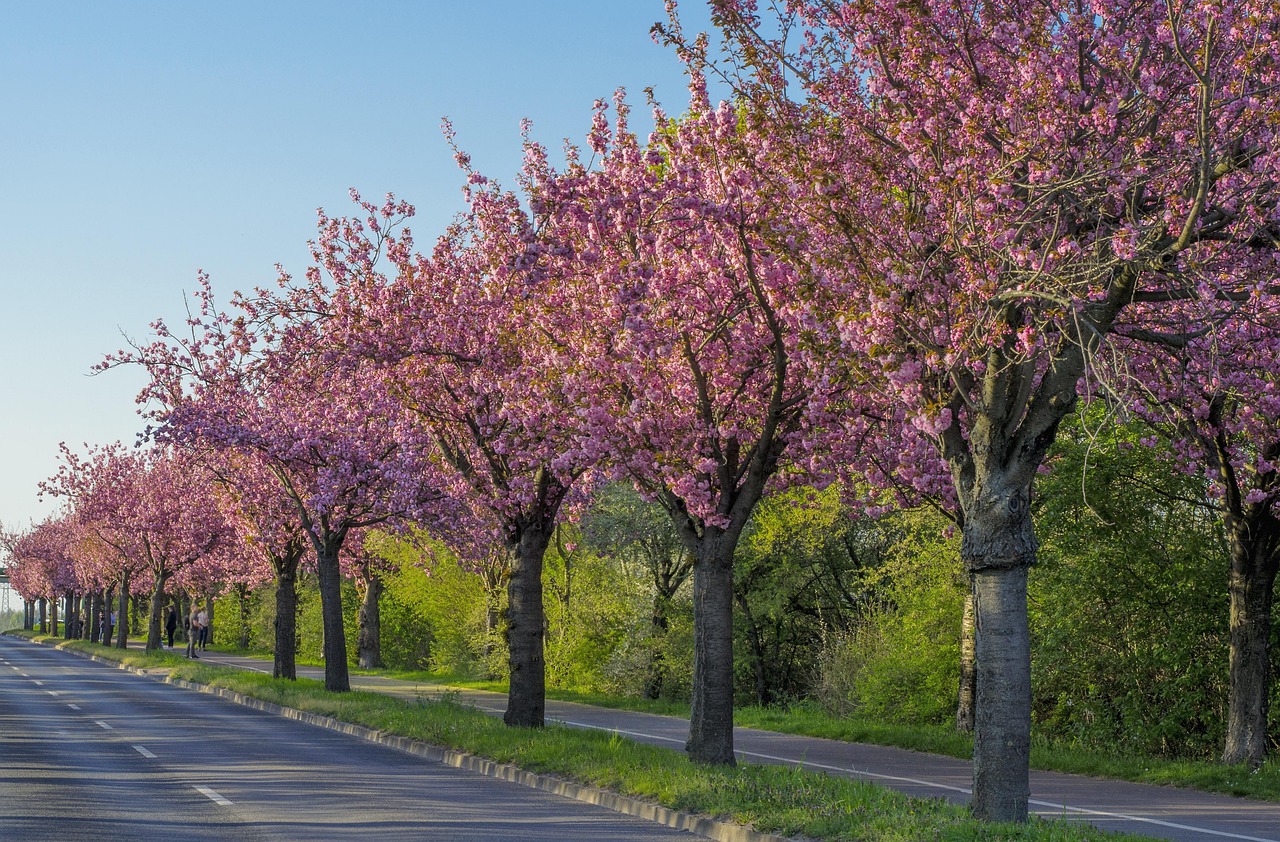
[1031,413,1232,758]
[814,508,963,726]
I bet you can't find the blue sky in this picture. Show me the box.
[0,0,716,532]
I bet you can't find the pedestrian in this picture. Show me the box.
[96,610,105,643]
[165,605,178,649]
[196,604,209,651]
[186,604,201,659]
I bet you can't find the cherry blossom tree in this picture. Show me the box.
[207,451,309,679]
[43,444,228,651]
[1122,299,1280,765]
[41,444,152,648]
[526,91,858,764]
[114,271,442,691]
[687,0,1280,820]
[308,182,592,728]
[7,515,80,636]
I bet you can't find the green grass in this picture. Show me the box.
[362,662,1280,804]
[10,630,1140,842]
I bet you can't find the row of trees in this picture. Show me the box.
[4,0,1278,824]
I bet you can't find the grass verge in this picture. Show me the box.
[354,661,1280,804]
[10,630,1141,842]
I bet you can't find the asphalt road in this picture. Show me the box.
[0,636,698,841]
[187,645,1280,842]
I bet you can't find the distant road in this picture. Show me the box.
[0,636,696,842]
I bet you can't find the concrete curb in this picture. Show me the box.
[21,635,793,842]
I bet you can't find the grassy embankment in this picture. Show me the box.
[8,629,1150,842]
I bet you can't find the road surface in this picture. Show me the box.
[0,635,700,841]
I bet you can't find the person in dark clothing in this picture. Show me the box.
[165,606,178,649]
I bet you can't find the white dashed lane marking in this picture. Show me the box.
[193,786,233,806]
[133,746,156,759]
[94,720,112,730]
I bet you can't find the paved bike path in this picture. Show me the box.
[161,645,1280,842]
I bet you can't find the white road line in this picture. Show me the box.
[193,786,233,806]
[94,720,112,730]
[47,691,58,696]
[133,745,157,759]
[1026,798,1278,842]
[549,716,1276,842]
[19,673,28,677]
[68,704,81,711]
[33,680,43,686]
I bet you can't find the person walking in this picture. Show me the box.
[165,605,178,649]
[186,604,201,659]
[196,605,210,651]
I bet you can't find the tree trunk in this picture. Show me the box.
[357,572,383,670]
[77,593,85,638]
[146,575,168,652]
[956,581,977,732]
[204,591,215,646]
[316,539,350,692]
[970,566,1031,821]
[504,523,551,728]
[49,597,57,637]
[1221,513,1280,766]
[643,599,671,700]
[115,572,129,649]
[87,592,101,642]
[274,566,298,680]
[736,594,769,708]
[236,584,251,650]
[687,533,737,766]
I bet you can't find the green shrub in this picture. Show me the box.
[814,508,963,726]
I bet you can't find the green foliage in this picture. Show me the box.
[542,525,649,692]
[733,485,876,706]
[815,506,964,725]
[1031,411,1233,758]
[370,532,492,676]
[580,483,695,701]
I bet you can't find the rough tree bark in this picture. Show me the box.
[1221,511,1279,766]
[146,571,170,652]
[274,565,298,680]
[959,474,1036,824]
[504,521,552,728]
[115,573,130,649]
[315,536,350,692]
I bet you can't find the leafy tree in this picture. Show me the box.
[1124,311,1280,764]
[580,482,694,699]
[815,507,964,725]
[697,0,1280,820]
[113,274,442,691]
[733,485,872,707]
[1033,411,1231,757]
[536,90,857,765]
